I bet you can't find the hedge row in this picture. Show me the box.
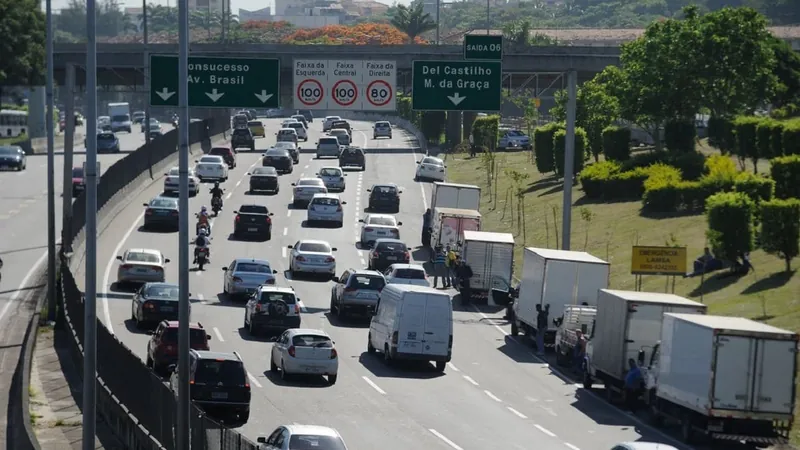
[532,122,587,177]
[602,126,631,162]
[770,155,800,200]
[708,116,800,160]
[472,115,500,152]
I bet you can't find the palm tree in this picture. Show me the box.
[390,1,436,43]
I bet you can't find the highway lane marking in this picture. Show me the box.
[213,327,225,342]
[428,429,463,450]
[283,227,288,236]
[446,362,459,372]
[538,404,558,416]
[235,180,241,187]
[287,210,291,217]
[225,192,232,200]
[361,376,386,395]
[304,165,309,169]
[0,250,49,323]
[564,444,580,450]
[484,390,502,402]
[8,209,19,215]
[507,407,528,419]
[247,372,263,388]
[282,247,287,258]
[462,375,479,386]
[535,424,557,437]
[101,210,146,335]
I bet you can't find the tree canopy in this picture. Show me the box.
[0,0,45,88]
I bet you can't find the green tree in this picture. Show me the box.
[760,198,800,272]
[54,0,134,39]
[0,0,45,94]
[390,1,436,43]
[705,192,755,263]
[767,36,800,108]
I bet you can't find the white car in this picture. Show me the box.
[288,240,337,277]
[359,214,401,247]
[307,193,345,227]
[498,128,531,150]
[286,122,308,141]
[292,178,328,207]
[383,263,429,287]
[322,116,342,132]
[270,329,339,384]
[116,248,170,284]
[373,121,392,139]
[316,166,346,191]
[193,155,228,182]
[277,128,299,145]
[415,156,446,182]
[257,425,348,449]
[163,166,200,195]
[281,119,299,128]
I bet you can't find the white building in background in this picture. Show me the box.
[239,7,272,22]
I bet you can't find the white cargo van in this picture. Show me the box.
[368,284,453,371]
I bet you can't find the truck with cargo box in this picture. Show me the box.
[429,207,481,254]
[461,231,514,302]
[583,290,706,394]
[645,313,797,444]
[511,248,609,348]
[430,182,480,211]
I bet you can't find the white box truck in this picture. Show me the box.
[583,290,706,394]
[108,102,131,133]
[511,248,610,348]
[429,207,481,253]
[645,313,797,445]
[430,182,480,211]
[461,230,514,302]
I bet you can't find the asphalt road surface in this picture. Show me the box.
[72,119,687,450]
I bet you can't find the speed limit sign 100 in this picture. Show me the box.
[297,79,323,106]
[332,80,357,107]
[367,80,392,107]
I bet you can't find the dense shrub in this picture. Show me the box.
[707,116,735,154]
[700,154,738,193]
[733,116,763,171]
[756,119,776,161]
[783,120,800,155]
[533,123,562,174]
[760,198,800,272]
[664,120,696,153]
[419,111,446,144]
[733,172,775,203]
[620,150,706,180]
[579,161,619,199]
[602,126,631,161]
[705,192,755,262]
[579,162,650,199]
[769,155,800,199]
[769,121,785,158]
[472,115,500,151]
[641,164,684,211]
[553,127,587,178]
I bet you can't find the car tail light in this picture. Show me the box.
[330,348,337,359]
[391,331,398,345]
[266,216,271,224]
[294,303,300,314]
[143,301,155,310]
[449,335,453,349]
[364,227,374,232]
[296,256,306,262]
[404,252,410,261]
[325,256,335,263]
[235,215,241,222]
[232,276,243,283]
[372,252,379,259]
[120,264,132,270]
[145,208,153,216]
[392,230,400,237]
[288,346,296,357]
[339,177,344,181]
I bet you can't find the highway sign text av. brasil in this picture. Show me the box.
[464,34,503,60]
[412,60,502,112]
[149,55,280,108]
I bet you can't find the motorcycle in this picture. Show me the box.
[211,196,223,216]
[195,213,211,236]
[194,247,209,271]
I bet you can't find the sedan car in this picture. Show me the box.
[286,122,308,141]
[498,128,531,150]
[290,114,308,128]
[328,128,351,146]
[116,248,170,284]
[367,239,410,271]
[331,269,385,319]
[322,116,342,132]
[415,156,446,182]
[96,132,120,153]
[316,167,346,191]
[307,193,346,227]
[222,258,278,300]
[383,263,429,286]
[292,178,328,207]
[359,214,401,247]
[276,128,299,145]
[367,184,402,212]
[273,141,299,164]
[233,204,274,239]
[262,148,293,174]
[231,128,256,151]
[194,155,229,182]
[244,285,302,335]
[163,166,200,196]
[270,329,338,385]
[247,120,265,137]
[257,425,348,450]
[130,282,182,328]
[140,118,159,132]
[143,196,180,230]
[0,146,26,171]
[288,240,337,278]
[248,166,279,194]
[373,121,392,139]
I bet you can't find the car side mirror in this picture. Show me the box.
[116,255,122,260]
[246,172,251,175]
[287,245,293,249]
[207,334,212,339]
[315,173,319,176]
[163,173,168,176]
[398,222,403,226]
[257,437,267,444]
[167,364,176,373]
[341,201,347,205]
[399,191,404,194]
[366,189,371,192]
[164,259,171,263]
[269,336,278,342]
[291,183,296,186]
[233,210,239,214]
[416,161,420,164]
[358,219,364,223]
[331,247,338,251]
[222,267,228,271]
[272,269,278,274]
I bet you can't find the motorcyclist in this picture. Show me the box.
[196,206,210,234]
[210,182,224,206]
[193,229,211,263]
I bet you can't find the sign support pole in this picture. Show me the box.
[45,0,56,323]
[561,70,577,251]
[61,63,75,255]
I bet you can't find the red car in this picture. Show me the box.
[209,146,236,168]
[146,320,211,375]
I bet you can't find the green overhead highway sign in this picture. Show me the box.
[411,60,502,112]
[464,34,503,60]
[149,55,280,108]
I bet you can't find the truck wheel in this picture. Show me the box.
[510,321,519,336]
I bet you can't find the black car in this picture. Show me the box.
[368,239,410,271]
[262,148,293,174]
[170,350,251,424]
[248,167,279,194]
[330,120,352,136]
[0,146,26,171]
[130,283,183,328]
[339,146,365,171]
[297,109,313,123]
[209,146,236,168]
[233,204,274,239]
[367,184,401,212]
[231,128,255,151]
[143,196,179,230]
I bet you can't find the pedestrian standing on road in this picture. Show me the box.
[455,258,474,304]
[535,304,550,355]
[446,245,458,286]
[624,358,644,413]
[573,330,586,373]
[432,245,449,288]
[422,208,432,247]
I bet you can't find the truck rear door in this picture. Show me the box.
[712,335,756,411]
[422,295,451,357]
[397,295,425,356]
[752,338,796,415]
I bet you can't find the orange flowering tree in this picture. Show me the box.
[283,23,427,45]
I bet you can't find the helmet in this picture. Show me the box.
[201,206,207,213]
[214,181,220,188]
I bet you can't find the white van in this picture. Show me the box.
[367,284,453,371]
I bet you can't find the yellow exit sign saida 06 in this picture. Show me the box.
[631,246,687,276]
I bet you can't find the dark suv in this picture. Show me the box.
[209,146,236,168]
[330,120,351,136]
[231,128,255,151]
[339,146,366,171]
[170,350,251,424]
[367,183,401,212]
[146,320,211,375]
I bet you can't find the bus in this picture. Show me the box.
[0,109,28,138]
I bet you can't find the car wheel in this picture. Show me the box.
[280,361,290,380]
[270,355,278,372]
[328,374,337,385]
[146,355,153,369]
[243,311,248,328]
[383,344,393,366]
[435,361,446,372]
[367,335,376,353]
[239,410,250,423]
[248,317,257,335]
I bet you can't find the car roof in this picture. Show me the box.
[200,155,224,159]
[325,116,341,119]
[275,142,297,147]
[371,183,398,188]
[319,166,342,171]
[374,238,404,245]
[232,258,271,267]
[319,136,339,141]
[192,350,241,361]
[126,248,161,256]
[279,128,297,132]
[257,285,295,294]
[329,129,347,133]
[143,282,178,289]
[298,239,331,246]
[298,178,323,184]
[311,193,340,200]
[389,263,424,271]
[151,195,177,202]
[349,269,385,277]
[252,166,277,173]
[286,328,330,338]
[367,213,395,221]
[285,424,341,437]
[266,148,289,153]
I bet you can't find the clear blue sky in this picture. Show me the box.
[47,0,402,13]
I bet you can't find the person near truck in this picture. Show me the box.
[432,245,450,288]
[624,358,644,412]
[572,330,586,373]
[422,208,432,247]
[455,257,473,304]
[535,304,550,356]
[446,245,458,286]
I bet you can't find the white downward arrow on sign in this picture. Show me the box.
[254,90,273,103]
[156,87,175,101]
[205,89,224,102]
[447,93,466,106]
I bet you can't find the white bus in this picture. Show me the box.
[0,109,28,138]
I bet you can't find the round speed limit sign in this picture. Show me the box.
[297,79,324,106]
[332,80,358,107]
[366,80,393,107]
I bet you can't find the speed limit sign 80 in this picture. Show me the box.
[297,79,324,106]
[366,80,393,107]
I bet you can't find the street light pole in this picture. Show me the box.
[486,0,490,34]
[45,0,57,323]
[143,0,151,151]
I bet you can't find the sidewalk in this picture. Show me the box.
[29,325,121,450]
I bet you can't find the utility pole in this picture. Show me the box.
[561,70,577,251]
[61,63,76,256]
[143,0,151,150]
[45,0,57,322]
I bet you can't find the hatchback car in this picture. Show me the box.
[498,128,531,150]
[367,184,402,212]
[277,128,299,145]
[116,248,170,284]
[130,282,182,328]
[247,120,265,137]
[248,166,279,194]
[288,240,337,278]
[316,137,341,159]
[359,214,401,247]
[307,193,346,227]
[286,122,308,141]
[330,120,351,136]
[0,146,28,171]
[96,132,120,153]
[384,263,429,286]
[330,269,386,318]
[292,178,328,207]
[143,196,179,229]
[316,167,346,191]
[146,320,210,374]
[223,258,278,299]
[163,167,200,196]
[258,425,348,450]
[231,128,255,151]
[328,128,351,146]
[373,121,392,139]
[322,116,342,132]
[367,239,410,271]
[139,117,158,132]
[194,155,229,182]
[244,286,302,334]
[338,146,365,171]
[415,156,446,182]
[274,141,299,164]
[209,146,236,168]
[270,329,338,385]
[262,148,293,174]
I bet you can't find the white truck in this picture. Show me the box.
[429,207,481,253]
[583,289,706,395]
[511,248,609,349]
[460,230,514,302]
[430,182,480,211]
[108,102,131,133]
[643,313,797,445]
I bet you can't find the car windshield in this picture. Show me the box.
[161,328,207,346]
[111,115,128,122]
[288,435,346,450]
[233,129,250,136]
[311,197,339,206]
[72,167,84,177]
[125,252,161,263]
[298,179,323,186]
[298,242,331,253]
[376,242,406,252]
[288,123,302,129]
[292,334,333,347]
[252,167,276,176]
[368,216,396,226]
[394,268,426,279]
[235,262,271,273]
[373,186,397,195]
[239,205,269,214]
[422,157,442,166]
[326,116,341,121]
[332,121,348,127]
[319,168,341,177]
[507,130,525,137]
[145,285,179,299]
[349,275,385,290]
[0,147,20,156]
[193,359,247,385]
[97,134,115,141]
[258,291,296,304]
[150,198,177,208]
[319,138,338,146]
[279,129,296,135]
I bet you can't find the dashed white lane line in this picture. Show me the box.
[247,372,263,388]
[447,362,459,372]
[195,270,203,276]
[287,210,292,217]
[282,247,287,258]
[507,407,528,419]
[462,375,479,386]
[484,390,502,402]
[564,444,580,450]
[535,424,557,437]
[225,192,232,200]
[361,376,386,395]
[428,429,463,450]
[213,327,225,342]
[304,164,309,169]
[283,227,288,236]
[235,180,241,187]
[470,304,508,336]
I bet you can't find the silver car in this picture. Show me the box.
[359,214,402,247]
[116,248,170,284]
[292,178,328,207]
[322,116,342,132]
[222,258,279,299]
[316,137,341,158]
[328,129,351,146]
[373,121,392,139]
[307,193,346,227]
[163,166,200,195]
[257,425,348,450]
[330,269,386,318]
[316,166,346,191]
[383,263,429,287]
[288,240,337,277]
[270,328,338,384]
